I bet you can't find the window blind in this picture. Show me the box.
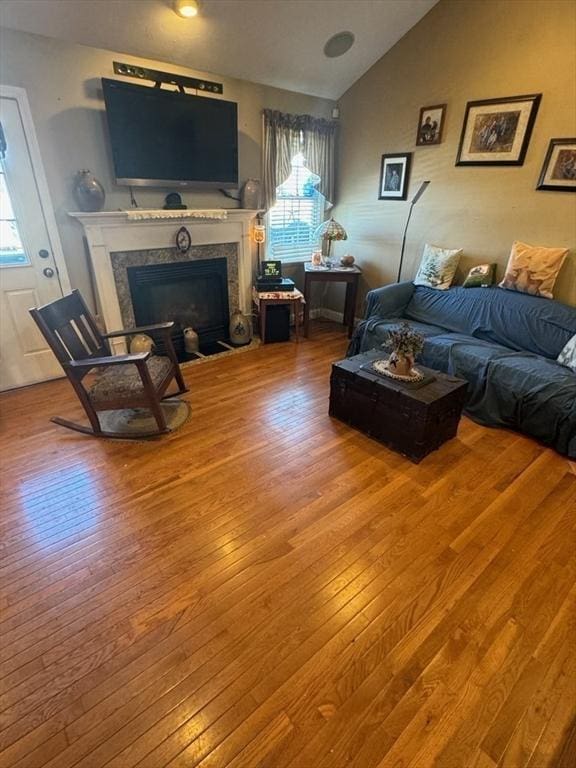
[267,155,324,262]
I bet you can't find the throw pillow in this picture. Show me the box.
[462,263,496,288]
[557,334,576,372]
[413,244,462,290]
[499,240,568,300]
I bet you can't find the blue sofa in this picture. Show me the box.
[348,282,576,458]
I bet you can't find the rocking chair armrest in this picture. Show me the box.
[106,322,180,366]
[104,322,175,339]
[65,352,151,369]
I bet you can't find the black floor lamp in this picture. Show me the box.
[397,181,430,283]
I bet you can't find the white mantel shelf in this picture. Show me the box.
[70,208,261,352]
[69,209,261,224]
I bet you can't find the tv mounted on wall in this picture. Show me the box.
[102,78,238,188]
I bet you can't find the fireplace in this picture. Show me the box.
[70,210,258,356]
[128,258,230,360]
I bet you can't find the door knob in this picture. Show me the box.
[43,267,55,278]
[39,249,50,259]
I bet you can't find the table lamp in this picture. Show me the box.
[314,218,348,266]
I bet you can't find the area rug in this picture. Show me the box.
[98,398,191,440]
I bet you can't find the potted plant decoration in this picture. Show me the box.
[384,322,425,378]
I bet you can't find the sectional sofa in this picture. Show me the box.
[348,282,576,457]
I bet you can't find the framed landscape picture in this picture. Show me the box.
[456,93,541,166]
[537,138,576,192]
[378,153,412,200]
[416,104,446,146]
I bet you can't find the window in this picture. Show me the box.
[267,153,325,262]
[0,169,28,267]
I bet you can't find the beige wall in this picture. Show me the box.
[0,27,334,309]
[331,0,576,311]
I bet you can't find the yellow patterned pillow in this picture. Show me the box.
[499,241,568,299]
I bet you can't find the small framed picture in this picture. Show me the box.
[536,138,576,192]
[456,93,541,166]
[378,153,412,201]
[416,104,446,146]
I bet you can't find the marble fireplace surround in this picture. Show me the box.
[111,244,239,332]
[70,209,259,354]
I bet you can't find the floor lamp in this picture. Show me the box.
[397,180,430,283]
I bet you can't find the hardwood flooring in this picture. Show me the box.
[0,321,574,768]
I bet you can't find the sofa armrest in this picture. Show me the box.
[347,281,416,357]
[364,281,415,320]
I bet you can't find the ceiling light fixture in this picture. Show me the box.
[173,0,199,18]
[324,31,355,58]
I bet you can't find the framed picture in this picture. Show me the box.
[416,104,446,146]
[537,138,576,192]
[378,153,412,200]
[456,93,541,166]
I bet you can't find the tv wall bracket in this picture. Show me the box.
[113,61,223,95]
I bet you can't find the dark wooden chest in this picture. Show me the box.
[329,351,468,463]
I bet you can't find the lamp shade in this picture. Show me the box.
[174,0,199,17]
[314,217,348,243]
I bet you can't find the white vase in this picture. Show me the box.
[183,327,199,354]
[241,179,261,210]
[229,312,252,346]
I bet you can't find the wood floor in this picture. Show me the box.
[0,321,575,768]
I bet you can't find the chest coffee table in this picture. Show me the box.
[329,351,468,463]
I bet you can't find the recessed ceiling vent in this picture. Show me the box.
[324,31,355,58]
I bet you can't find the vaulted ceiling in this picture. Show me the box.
[0,0,438,99]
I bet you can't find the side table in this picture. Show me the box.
[252,287,305,343]
[303,263,361,339]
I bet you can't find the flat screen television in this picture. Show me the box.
[102,78,238,188]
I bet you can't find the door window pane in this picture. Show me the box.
[0,170,29,266]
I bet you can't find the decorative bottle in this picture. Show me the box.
[183,327,200,354]
[73,170,105,212]
[240,179,261,210]
[229,311,252,346]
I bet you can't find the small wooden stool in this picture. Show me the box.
[252,287,305,343]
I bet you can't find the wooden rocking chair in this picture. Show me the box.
[30,289,188,438]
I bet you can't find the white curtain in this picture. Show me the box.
[262,109,338,211]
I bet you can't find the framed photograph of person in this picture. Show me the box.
[536,138,576,192]
[378,153,412,200]
[456,93,541,166]
[416,104,446,146]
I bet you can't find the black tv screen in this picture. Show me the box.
[102,78,238,187]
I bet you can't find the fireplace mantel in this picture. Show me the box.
[69,208,250,225]
[70,209,260,353]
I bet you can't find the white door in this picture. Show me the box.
[0,88,70,391]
